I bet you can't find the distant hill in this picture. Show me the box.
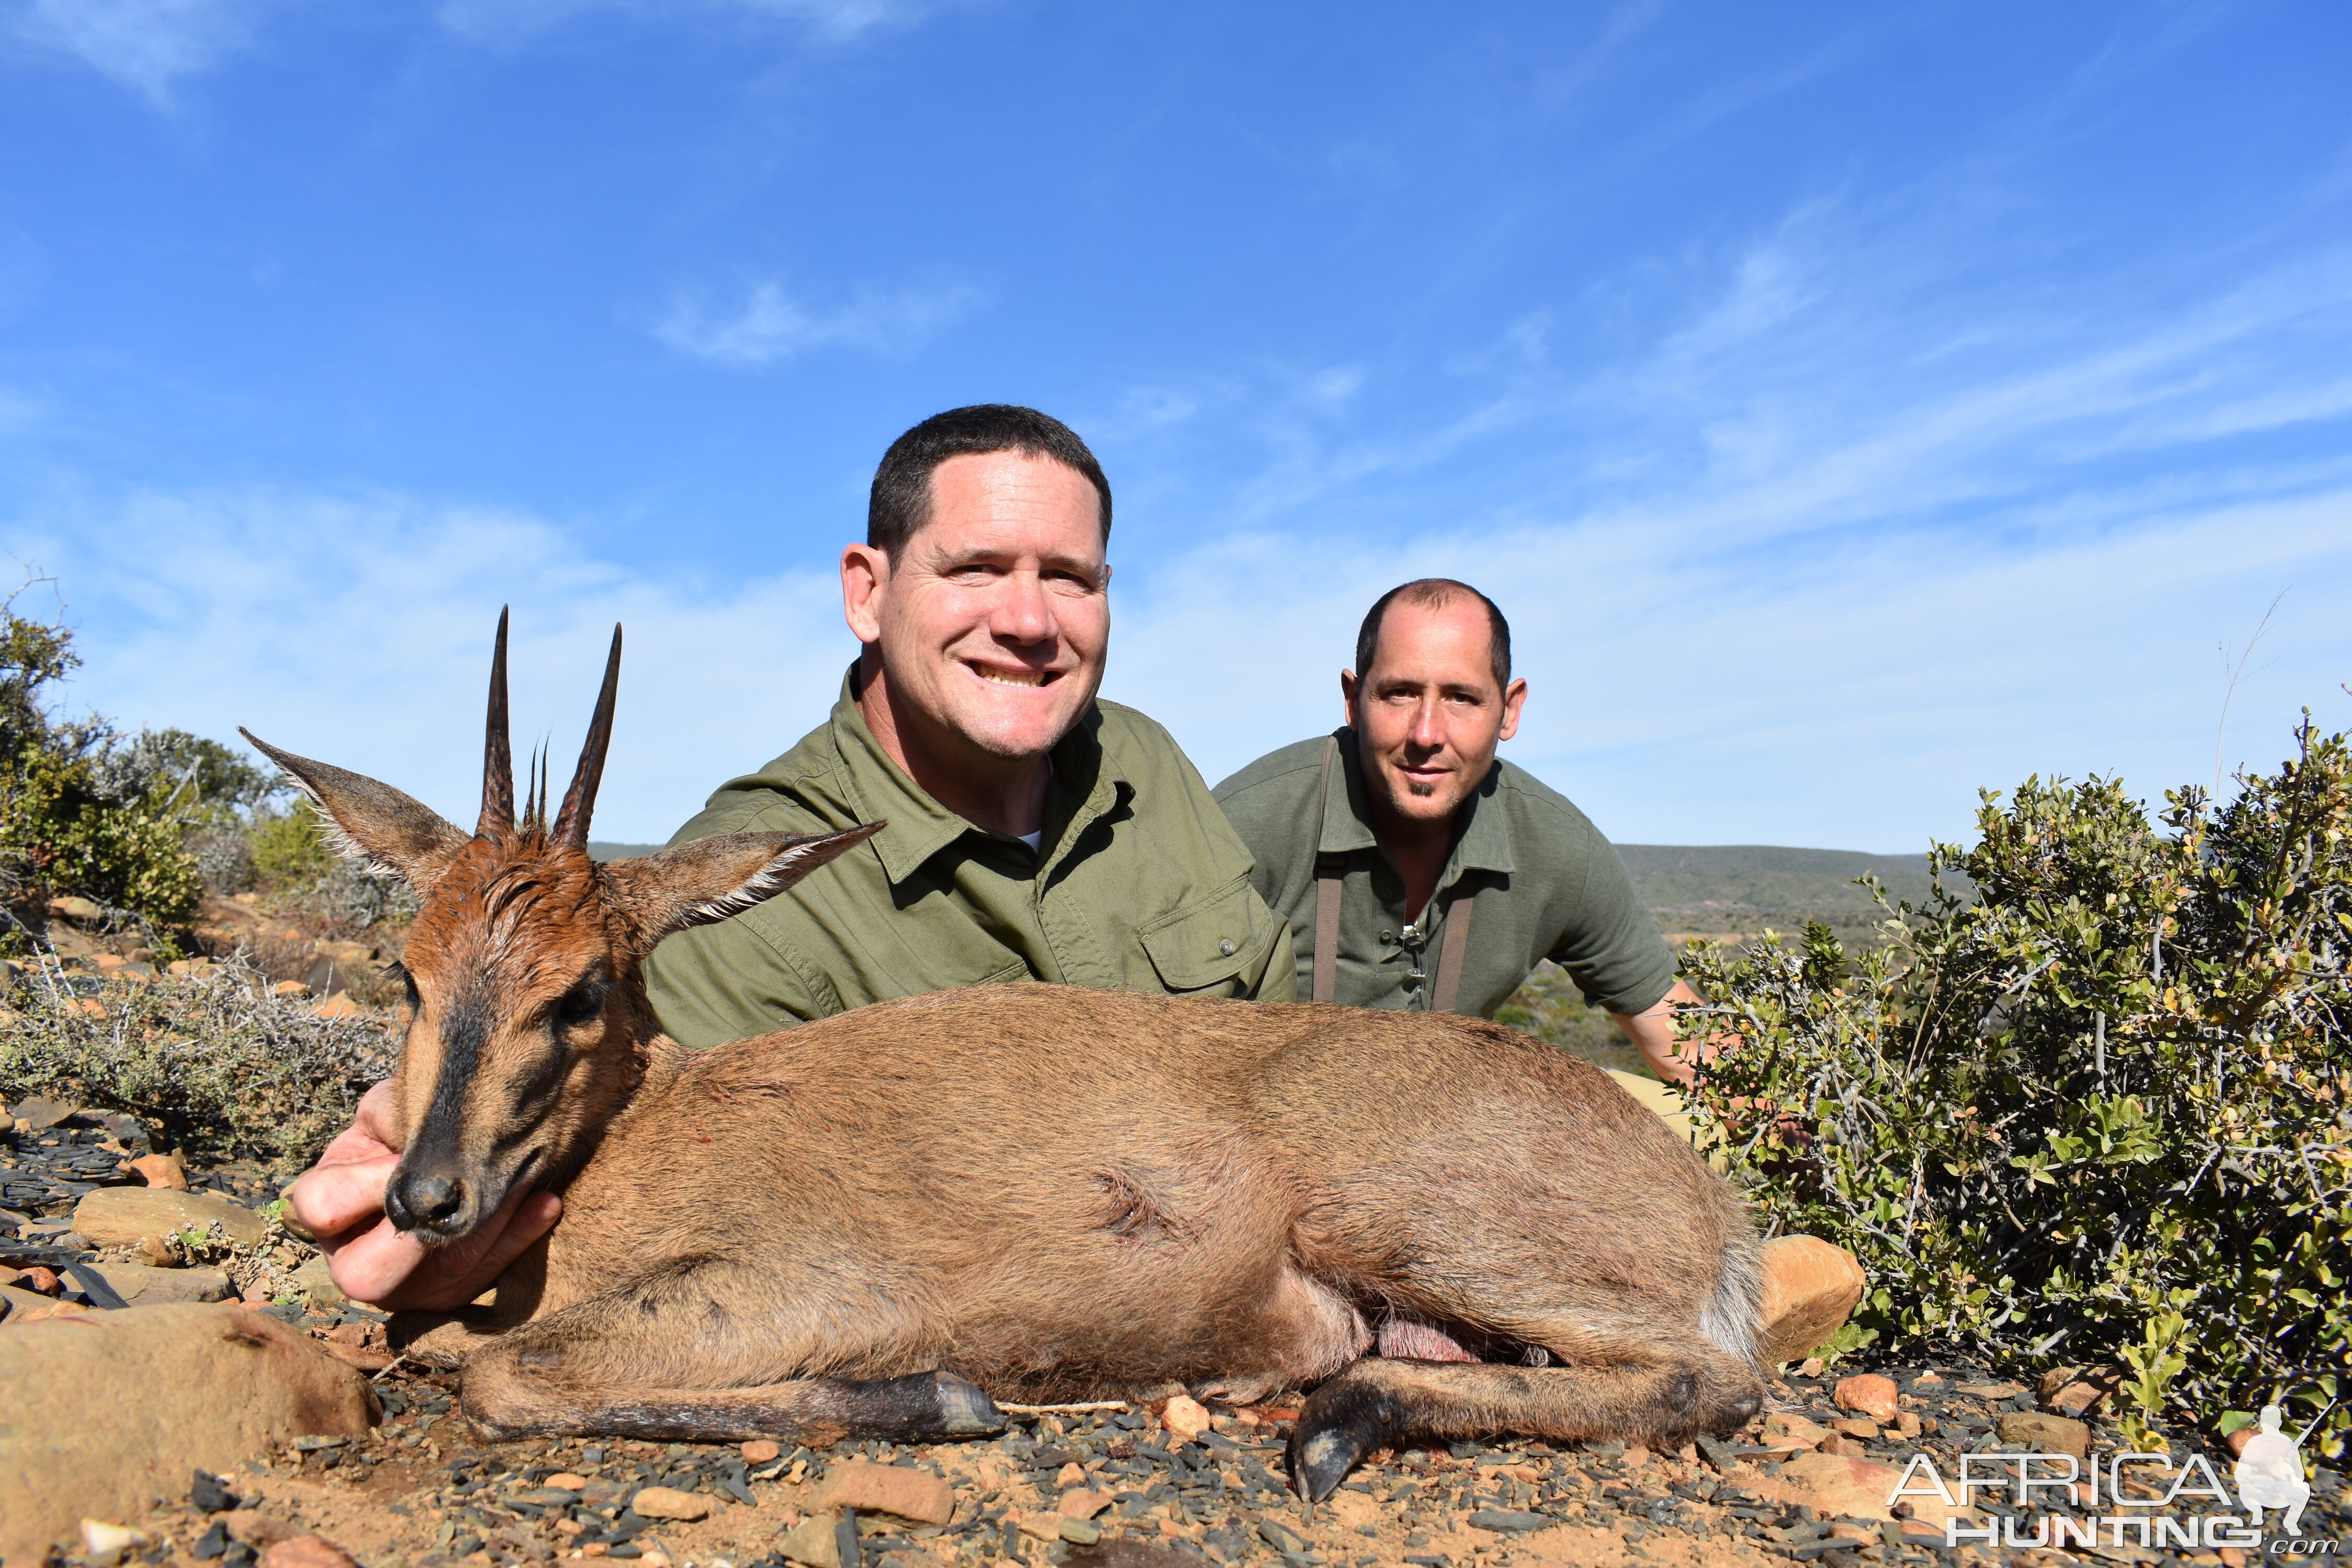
[1615,844,1960,937]
[597,837,1954,936]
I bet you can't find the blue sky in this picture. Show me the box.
[3,1,2347,852]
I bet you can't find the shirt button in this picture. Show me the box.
[1218,938,1237,956]
[1379,930,1394,944]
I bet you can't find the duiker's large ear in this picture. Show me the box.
[240,730,471,891]
[603,823,884,950]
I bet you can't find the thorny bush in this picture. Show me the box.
[1680,716,2352,1458]
[0,953,392,1170]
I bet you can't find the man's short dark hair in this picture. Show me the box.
[1354,579,1513,694]
[868,405,1113,560]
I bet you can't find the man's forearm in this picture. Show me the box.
[1610,979,1709,1088]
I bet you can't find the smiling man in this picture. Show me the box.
[286,405,1293,1311]
[637,404,1295,1045]
[1214,579,1708,1089]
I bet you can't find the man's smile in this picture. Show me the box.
[967,661,1057,688]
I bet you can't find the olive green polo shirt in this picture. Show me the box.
[1211,729,1675,1021]
[640,666,1296,1047]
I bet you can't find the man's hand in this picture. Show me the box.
[283,1081,561,1312]
[1610,979,1719,1090]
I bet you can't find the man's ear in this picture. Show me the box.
[603,823,884,952]
[240,730,471,891]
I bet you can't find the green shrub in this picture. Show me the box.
[248,799,337,891]
[0,596,203,954]
[1680,716,2351,1458]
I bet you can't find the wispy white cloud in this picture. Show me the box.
[7,485,853,844]
[2,0,264,103]
[650,275,982,367]
[436,0,924,48]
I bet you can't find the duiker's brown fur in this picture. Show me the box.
[246,615,1765,1500]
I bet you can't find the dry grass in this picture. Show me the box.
[0,954,391,1171]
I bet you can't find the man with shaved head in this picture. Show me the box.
[1214,579,1710,1102]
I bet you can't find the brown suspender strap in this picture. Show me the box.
[1312,736,1343,1005]
[1431,885,1476,1013]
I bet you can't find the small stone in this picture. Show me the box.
[741,1439,781,1464]
[82,1521,150,1555]
[1893,1411,1921,1438]
[1761,1413,1830,1451]
[313,995,365,1020]
[1057,1518,1102,1546]
[9,1096,78,1129]
[259,1538,362,1568]
[1955,1381,2027,1400]
[272,981,311,998]
[1160,1393,1212,1440]
[86,1262,234,1306]
[1996,1410,2089,1458]
[290,1258,347,1308]
[1799,1357,1825,1377]
[546,1473,587,1491]
[1055,1461,1086,1489]
[223,1510,304,1546]
[626,1486,708,1521]
[1057,1490,1113,1520]
[23,1266,62,1295]
[1623,1443,1651,1467]
[775,1511,841,1568]
[73,1187,269,1251]
[1816,1432,1852,1457]
[2047,1380,2109,1417]
[1834,1374,1900,1423]
[1258,1520,1307,1554]
[811,1461,953,1525]
[47,895,101,923]
[1829,1417,1880,1439]
[2226,1427,2255,1458]
[1016,1513,1064,1541]
[1758,1236,1866,1365]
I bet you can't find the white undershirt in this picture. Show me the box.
[1017,828,1043,852]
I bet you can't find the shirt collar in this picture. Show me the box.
[1324,727,1518,877]
[825,663,1125,886]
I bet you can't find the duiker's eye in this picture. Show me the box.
[554,977,608,1032]
[388,962,421,1010]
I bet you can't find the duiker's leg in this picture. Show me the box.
[457,1268,1005,1446]
[1286,1347,1761,1500]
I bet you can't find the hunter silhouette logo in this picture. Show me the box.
[2235,1404,2312,1537]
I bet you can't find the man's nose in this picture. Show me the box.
[1405,696,1447,750]
[988,570,1056,645]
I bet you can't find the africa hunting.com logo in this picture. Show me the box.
[1886,1403,2335,1554]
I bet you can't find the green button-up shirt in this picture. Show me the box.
[641,667,1296,1048]
[1212,729,1675,1021]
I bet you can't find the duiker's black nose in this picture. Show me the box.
[389,1170,468,1230]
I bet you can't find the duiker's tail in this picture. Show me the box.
[1701,1231,1766,1373]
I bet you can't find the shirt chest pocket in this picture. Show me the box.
[1137,875,1278,993]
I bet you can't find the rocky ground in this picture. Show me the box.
[4,907,2346,1568]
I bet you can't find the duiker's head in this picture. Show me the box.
[243,612,878,1244]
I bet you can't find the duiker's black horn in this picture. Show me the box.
[551,625,622,847]
[478,607,515,839]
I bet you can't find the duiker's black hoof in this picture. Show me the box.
[1286,1381,1403,1503]
[931,1371,1007,1437]
[852,1370,1006,1440]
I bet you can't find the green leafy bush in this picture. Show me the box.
[1680,716,2351,1458]
[0,594,203,953]
[248,798,337,891]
